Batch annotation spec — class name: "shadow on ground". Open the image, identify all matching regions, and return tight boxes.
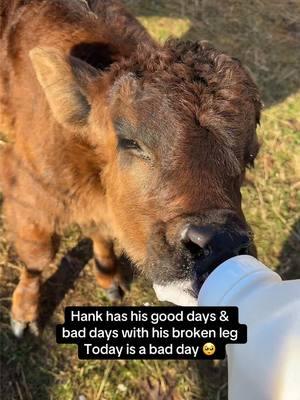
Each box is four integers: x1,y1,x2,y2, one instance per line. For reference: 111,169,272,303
39,238,94,330
277,218,300,280
39,238,134,330
125,0,300,106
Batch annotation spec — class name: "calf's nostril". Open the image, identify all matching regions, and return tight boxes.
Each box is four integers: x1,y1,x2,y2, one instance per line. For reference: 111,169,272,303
183,225,215,248
235,234,251,255
182,225,215,258
184,240,205,258
182,225,251,259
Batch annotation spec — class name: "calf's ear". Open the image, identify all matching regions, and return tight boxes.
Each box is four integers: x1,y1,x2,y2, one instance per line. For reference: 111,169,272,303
29,47,98,131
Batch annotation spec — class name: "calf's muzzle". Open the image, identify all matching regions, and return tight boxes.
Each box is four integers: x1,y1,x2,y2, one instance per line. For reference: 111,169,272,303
182,224,251,279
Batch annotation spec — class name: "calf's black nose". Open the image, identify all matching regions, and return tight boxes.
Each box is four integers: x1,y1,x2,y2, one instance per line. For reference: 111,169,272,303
183,224,250,275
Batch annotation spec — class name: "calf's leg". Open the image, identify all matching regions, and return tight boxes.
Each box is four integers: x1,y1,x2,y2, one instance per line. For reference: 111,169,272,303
10,222,58,337
91,233,124,301
0,147,59,336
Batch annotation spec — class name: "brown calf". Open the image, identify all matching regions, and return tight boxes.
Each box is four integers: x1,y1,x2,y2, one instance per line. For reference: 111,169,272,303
0,0,261,337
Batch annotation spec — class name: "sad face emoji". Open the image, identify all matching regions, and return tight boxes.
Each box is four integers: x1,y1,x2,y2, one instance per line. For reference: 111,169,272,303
202,342,216,356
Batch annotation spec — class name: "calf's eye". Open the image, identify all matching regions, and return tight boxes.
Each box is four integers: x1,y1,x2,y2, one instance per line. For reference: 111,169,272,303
118,137,141,151
117,137,151,162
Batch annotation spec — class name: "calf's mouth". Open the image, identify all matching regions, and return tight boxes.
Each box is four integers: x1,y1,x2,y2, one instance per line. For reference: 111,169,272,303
145,211,254,305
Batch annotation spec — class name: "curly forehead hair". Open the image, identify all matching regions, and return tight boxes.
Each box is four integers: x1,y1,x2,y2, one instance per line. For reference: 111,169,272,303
109,39,262,175
110,38,261,117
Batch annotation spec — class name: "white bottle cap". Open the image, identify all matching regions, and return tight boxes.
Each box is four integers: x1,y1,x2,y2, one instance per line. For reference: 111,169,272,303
198,255,281,306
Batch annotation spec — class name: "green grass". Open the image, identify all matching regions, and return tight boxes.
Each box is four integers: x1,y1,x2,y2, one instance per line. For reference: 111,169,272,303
1,1,300,399
243,93,300,273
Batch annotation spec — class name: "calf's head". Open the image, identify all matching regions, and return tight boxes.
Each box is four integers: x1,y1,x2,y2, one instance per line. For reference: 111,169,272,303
30,40,261,295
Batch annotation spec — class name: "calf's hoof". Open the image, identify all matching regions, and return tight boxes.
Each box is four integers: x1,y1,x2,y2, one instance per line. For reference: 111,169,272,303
11,317,40,338
103,283,124,302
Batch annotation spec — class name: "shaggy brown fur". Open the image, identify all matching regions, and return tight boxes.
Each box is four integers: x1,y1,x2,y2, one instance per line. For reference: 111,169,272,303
0,0,261,335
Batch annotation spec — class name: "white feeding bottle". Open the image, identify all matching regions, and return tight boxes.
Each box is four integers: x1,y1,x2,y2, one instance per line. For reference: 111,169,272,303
198,255,300,400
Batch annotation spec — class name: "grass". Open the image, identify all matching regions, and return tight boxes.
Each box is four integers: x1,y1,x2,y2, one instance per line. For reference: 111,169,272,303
1,0,300,399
